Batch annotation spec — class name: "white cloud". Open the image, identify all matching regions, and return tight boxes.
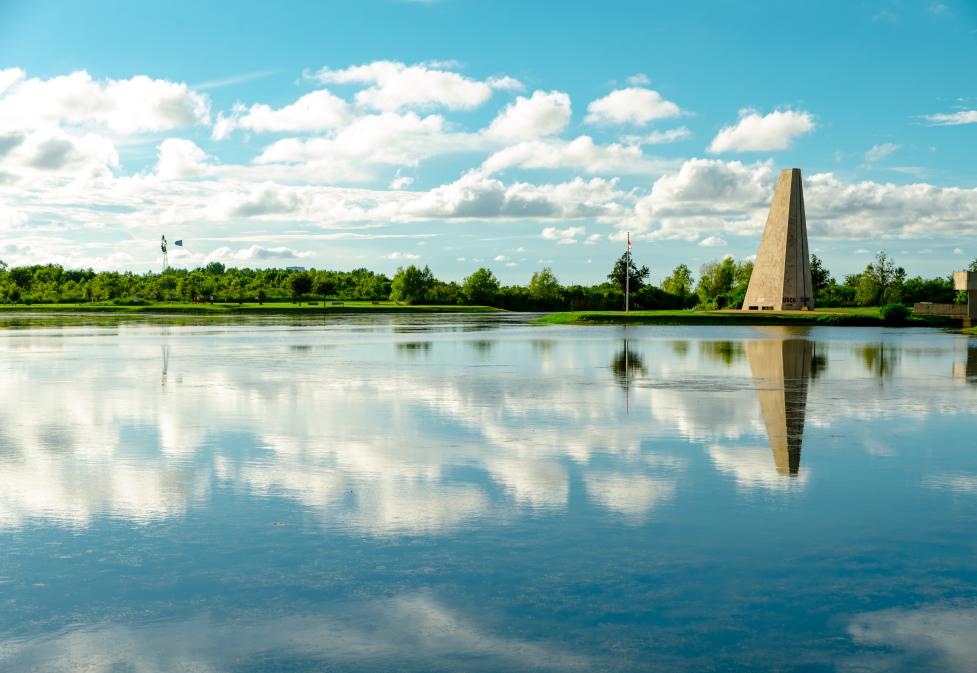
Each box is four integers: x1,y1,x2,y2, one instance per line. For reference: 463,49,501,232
584,234,601,245
484,90,571,141
313,60,520,112
481,135,666,175
638,127,692,145
387,251,420,260
541,225,586,244
707,108,815,153
400,173,626,220
925,110,977,126
954,247,964,255
624,157,977,241
865,143,900,162
0,127,119,181
626,73,650,86
204,245,313,264
585,87,682,126
212,89,352,139
0,70,210,134
156,138,210,180
215,182,302,217
389,174,414,190
493,254,508,261
699,236,727,247
255,111,467,176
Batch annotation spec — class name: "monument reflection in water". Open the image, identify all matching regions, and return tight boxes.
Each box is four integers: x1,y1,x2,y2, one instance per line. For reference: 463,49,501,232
615,326,816,480
745,334,813,477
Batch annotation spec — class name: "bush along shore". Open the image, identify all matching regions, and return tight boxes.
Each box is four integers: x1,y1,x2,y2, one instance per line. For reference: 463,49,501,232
534,306,960,328
0,301,502,315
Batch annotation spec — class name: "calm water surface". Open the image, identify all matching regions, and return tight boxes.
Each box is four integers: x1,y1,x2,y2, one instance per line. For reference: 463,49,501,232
1,314,976,672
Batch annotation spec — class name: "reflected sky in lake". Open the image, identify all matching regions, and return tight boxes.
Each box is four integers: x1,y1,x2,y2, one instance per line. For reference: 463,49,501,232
1,315,977,672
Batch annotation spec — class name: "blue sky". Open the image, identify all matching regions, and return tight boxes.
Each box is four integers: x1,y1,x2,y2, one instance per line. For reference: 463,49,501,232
0,0,975,283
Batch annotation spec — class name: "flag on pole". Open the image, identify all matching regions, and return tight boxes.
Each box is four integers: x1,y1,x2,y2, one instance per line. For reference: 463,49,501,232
627,232,631,252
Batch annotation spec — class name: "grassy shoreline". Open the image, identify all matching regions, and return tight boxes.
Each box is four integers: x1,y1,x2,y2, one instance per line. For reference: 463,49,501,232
535,308,960,328
0,301,503,315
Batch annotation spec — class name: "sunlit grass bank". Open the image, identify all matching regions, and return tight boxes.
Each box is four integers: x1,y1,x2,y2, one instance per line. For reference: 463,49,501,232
535,307,958,327
0,301,503,315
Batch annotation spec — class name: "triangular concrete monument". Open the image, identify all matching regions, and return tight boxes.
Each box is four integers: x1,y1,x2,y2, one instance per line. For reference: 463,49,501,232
742,168,813,311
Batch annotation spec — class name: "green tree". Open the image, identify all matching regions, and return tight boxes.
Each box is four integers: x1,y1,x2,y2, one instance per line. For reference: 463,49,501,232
661,264,694,302
462,268,500,306
608,252,650,293
855,250,906,306
288,271,313,304
312,274,336,302
528,267,561,308
968,258,977,273
204,261,226,275
810,254,832,293
696,258,736,308
390,265,435,304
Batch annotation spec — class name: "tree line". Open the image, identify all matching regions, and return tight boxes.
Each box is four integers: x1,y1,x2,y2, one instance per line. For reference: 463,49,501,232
0,251,973,310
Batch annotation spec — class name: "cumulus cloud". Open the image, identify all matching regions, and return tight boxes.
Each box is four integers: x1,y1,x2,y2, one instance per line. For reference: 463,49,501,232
865,143,900,162
637,127,692,145
624,157,977,241
0,69,210,134
156,138,210,180
204,245,313,264
0,127,119,180
484,90,571,141
925,110,977,126
400,173,626,220
313,60,520,112
707,108,815,153
219,183,301,217
212,89,352,139
481,136,665,175
541,225,586,244
387,251,420,260
699,236,727,247
255,111,466,172
585,87,683,126
389,174,414,190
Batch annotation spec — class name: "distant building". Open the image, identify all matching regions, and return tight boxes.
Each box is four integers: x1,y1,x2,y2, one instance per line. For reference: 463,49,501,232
742,168,814,311
286,266,306,272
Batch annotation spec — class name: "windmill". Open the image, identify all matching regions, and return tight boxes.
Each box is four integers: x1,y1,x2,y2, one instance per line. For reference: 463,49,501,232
161,236,184,272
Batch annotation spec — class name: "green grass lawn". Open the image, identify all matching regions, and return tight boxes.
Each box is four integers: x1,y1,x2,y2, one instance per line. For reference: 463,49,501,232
535,307,957,327
0,301,503,315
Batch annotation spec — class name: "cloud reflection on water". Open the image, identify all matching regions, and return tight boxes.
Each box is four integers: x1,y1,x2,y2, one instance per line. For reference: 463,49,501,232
0,321,974,533
0,591,590,673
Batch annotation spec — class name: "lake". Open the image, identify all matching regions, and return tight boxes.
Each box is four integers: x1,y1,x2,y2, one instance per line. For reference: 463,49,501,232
1,314,976,672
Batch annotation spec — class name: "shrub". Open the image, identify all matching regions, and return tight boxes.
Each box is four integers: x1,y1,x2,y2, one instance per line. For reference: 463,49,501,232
111,296,150,306
880,303,911,324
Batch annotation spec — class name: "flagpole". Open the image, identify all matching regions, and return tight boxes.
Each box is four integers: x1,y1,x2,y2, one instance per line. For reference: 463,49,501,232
625,232,630,313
